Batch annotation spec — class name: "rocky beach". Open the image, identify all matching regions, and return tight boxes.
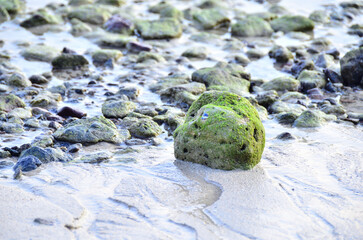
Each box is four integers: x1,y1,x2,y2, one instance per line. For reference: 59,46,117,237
0,0,362,239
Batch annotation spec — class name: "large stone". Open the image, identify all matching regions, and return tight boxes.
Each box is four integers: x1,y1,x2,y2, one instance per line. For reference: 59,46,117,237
13,156,42,172
271,15,314,32
51,54,89,70
135,18,182,39
0,94,25,112
340,48,363,87
53,116,121,144
192,8,230,30
192,62,250,95
293,110,336,128
20,146,72,163
21,45,59,62
174,91,265,170
297,70,326,91
232,16,273,37
260,76,299,92
102,100,136,118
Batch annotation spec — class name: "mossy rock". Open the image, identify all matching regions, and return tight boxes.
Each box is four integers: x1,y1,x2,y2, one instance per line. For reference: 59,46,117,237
149,2,172,13
0,6,10,23
182,46,208,59
70,18,92,36
102,100,136,118
137,51,165,63
0,0,20,15
0,122,24,133
309,10,330,23
96,0,125,6
0,94,25,112
53,116,121,144
192,8,230,30
269,101,306,115
260,76,299,92
95,33,133,49
7,72,32,87
293,110,336,128
129,118,162,139
30,91,61,109
149,73,190,92
231,16,273,37
135,18,182,39
174,91,265,170
68,5,112,25
160,6,183,21
20,146,72,163
268,45,293,63
51,54,89,70
340,48,363,87
297,70,326,91
21,45,59,62
192,62,250,95
92,49,122,66
271,15,314,32
69,0,93,6
20,9,61,28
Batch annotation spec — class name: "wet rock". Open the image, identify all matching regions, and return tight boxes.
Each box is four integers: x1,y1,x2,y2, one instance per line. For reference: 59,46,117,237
268,4,288,14
275,112,300,125
150,73,190,92
13,155,42,172
126,42,152,53
192,62,250,95
192,8,230,30
307,88,324,100
325,48,340,60
269,101,306,114
24,118,40,128
54,116,121,144
271,15,314,32
153,108,185,132
136,18,182,39
20,9,60,28
160,6,183,21
182,46,208,60
104,14,134,34
198,0,227,9
340,48,363,87
0,150,11,159
67,5,112,25
79,151,112,163
174,91,265,170
29,75,49,84
33,218,54,226
256,90,279,108
57,106,86,119
95,34,133,49
0,7,10,23
70,18,92,36
96,0,125,6
69,0,93,6
116,86,140,100
340,1,363,9
137,51,165,63
7,72,31,87
319,103,346,117
348,24,363,37
293,110,336,128
67,143,82,153
280,91,310,105
161,82,206,100
276,132,296,140
260,76,299,92
315,54,334,68
229,54,250,67
232,16,273,37
268,45,293,63
102,100,136,118
92,49,122,66
7,107,32,119
51,54,89,70
0,0,20,15
309,10,330,23
0,121,24,133
246,48,265,60
149,2,172,13
129,118,162,139
0,94,26,112
20,146,72,163
291,60,315,76
298,70,326,92
30,91,61,109
310,38,332,52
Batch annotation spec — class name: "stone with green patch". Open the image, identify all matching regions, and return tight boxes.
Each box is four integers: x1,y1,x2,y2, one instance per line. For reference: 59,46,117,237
21,45,59,62
20,9,61,28
135,18,182,39
0,94,25,112
174,91,265,170
92,49,122,66
102,100,136,118
232,16,273,37
297,70,326,91
192,8,230,30
68,5,112,25
0,0,20,15
271,15,314,32
7,72,31,88
51,54,89,70
340,48,363,87
129,118,162,139
260,76,299,92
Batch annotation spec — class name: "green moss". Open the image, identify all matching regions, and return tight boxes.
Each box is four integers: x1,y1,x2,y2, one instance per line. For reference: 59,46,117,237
135,18,182,39
232,16,273,37
68,5,112,25
271,15,314,32
0,94,26,112
20,9,61,28
129,118,162,138
192,8,230,30
174,91,265,170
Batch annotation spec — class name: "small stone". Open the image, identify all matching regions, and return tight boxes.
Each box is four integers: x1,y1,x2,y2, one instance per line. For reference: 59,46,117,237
92,49,122,66
129,118,162,139
104,14,133,34
13,155,42,172
21,45,59,62
315,54,335,68
192,8,230,30
57,106,86,119
182,46,208,60
271,15,314,32
7,72,32,88
79,152,112,163
29,75,49,84
126,42,152,53
276,132,296,140
102,100,136,118
68,5,112,25
340,48,363,87
67,143,82,153
268,45,293,63
232,16,273,37
34,218,54,226
260,76,299,92
51,54,89,70
136,18,182,39
20,9,60,28
297,70,326,92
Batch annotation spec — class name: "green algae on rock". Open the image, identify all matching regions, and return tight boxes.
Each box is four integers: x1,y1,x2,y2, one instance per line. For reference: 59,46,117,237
271,15,314,33
260,76,299,92
20,9,61,28
232,16,273,37
293,110,336,128
92,49,122,66
67,5,112,25
192,8,230,30
0,0,20,15
129,118,163,139
297,70,326,92
174,91,265,170
192,62,250,95
21,45,59,62
53,116,121,144
135,18,182,39
7,72,31,87
0,7,10,23
51,54,89,70
340,48,363,87
0,94,25,112
102,100,136,118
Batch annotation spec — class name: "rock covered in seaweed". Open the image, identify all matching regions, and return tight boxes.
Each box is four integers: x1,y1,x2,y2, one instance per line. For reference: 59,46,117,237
174,91,265,170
